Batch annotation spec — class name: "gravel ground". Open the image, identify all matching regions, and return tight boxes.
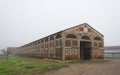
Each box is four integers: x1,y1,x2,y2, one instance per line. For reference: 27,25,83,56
44,59,120,75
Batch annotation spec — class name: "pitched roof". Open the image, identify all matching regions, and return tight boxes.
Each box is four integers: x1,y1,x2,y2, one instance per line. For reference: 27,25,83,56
63,23,103,36
21,23,103,47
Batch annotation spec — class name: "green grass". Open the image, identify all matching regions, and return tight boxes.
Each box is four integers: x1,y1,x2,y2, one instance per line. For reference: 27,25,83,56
0,56,66,75
0,56,112,75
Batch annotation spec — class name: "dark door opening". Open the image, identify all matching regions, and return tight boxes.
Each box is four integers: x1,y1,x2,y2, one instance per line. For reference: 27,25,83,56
80,41,91,60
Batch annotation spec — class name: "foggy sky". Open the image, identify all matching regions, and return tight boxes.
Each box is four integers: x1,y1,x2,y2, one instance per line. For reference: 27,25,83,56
0,0,120,49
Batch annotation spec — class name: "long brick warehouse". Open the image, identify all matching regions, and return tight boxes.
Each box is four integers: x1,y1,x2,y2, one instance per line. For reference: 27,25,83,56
15,23,104,60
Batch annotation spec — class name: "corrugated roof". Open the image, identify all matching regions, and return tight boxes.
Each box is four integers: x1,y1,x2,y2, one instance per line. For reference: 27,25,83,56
105,46,120,49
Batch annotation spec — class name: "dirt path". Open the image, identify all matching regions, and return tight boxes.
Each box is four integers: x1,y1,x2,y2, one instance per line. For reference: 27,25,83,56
44,59,120,75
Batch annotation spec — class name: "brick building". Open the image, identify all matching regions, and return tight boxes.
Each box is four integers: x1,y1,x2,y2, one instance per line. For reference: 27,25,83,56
15,23,104,60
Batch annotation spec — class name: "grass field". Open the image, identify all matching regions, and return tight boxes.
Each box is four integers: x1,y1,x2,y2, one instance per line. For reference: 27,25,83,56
0,56,111,75
0,56,66,75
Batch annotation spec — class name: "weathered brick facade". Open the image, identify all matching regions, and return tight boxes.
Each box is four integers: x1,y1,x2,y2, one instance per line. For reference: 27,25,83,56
14,23,104,60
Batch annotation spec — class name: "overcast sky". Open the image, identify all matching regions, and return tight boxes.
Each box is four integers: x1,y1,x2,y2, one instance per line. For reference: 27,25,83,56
0,0,120,49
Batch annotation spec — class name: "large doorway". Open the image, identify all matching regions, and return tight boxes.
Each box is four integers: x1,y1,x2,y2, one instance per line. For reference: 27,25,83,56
80,41,91,60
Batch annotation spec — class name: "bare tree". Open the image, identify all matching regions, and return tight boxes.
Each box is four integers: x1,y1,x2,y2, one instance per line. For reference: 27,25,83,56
0,53,2,57
0,49,11,58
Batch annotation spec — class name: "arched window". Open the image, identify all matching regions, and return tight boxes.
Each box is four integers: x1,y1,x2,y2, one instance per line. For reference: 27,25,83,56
56,34,62,39
59,39,62,46
50,36,54,40
65,40,71,46
56,40,59,46
41,39,44,43
52,42,54,47
43,44,44,48
35,41,37,44
45,38,48,42
38,40,40,44
33,42,34,45
46,43,48,48
50,42,52,47
66,34,77,38
81,36,90,40
72,40,78,46
94,37,101,41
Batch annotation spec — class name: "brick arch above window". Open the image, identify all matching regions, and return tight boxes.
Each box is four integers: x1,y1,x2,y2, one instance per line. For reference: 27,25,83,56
66,34,77,38
50,36,54,40
94,37,102,41
56,34,62,39
81,36,90,40
45,37,48,42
